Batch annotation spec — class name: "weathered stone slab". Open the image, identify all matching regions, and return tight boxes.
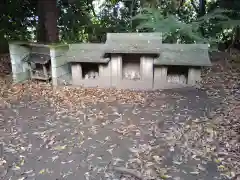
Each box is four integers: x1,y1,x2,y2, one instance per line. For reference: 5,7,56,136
9,43,31,83
50,45,71,86
187,67,201,85
51,55,68,68
111,56,122,87
31,46,50,55
140,56,153,82
155,44,212,67
52,64,70,78
71,63,82,84
52,73,72,86
9,43,29,55
99,64,111,77
50,45,69,57
153,66,167,89
12,71,30,83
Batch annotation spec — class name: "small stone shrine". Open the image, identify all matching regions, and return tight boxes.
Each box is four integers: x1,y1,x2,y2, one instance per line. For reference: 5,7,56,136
23,45,51,81
9,33,211,90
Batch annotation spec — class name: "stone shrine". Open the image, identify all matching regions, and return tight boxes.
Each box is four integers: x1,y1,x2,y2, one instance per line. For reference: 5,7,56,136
9,33,211,90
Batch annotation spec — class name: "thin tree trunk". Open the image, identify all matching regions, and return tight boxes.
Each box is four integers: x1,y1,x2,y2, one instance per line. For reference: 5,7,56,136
199,0,206,17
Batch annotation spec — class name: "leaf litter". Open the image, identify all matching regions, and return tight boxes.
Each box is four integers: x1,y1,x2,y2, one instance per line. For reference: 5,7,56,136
0,55,240,179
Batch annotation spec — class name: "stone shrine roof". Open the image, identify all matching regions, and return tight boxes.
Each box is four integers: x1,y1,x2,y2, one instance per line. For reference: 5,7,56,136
154,44,211,67
67,43,109,63
65,33,211,67
103,33,162,54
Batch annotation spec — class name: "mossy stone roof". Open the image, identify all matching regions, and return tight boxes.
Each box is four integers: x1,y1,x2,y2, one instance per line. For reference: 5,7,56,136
67,43,109,63
63,34,211,67
104,33,162,54
154,44,211,67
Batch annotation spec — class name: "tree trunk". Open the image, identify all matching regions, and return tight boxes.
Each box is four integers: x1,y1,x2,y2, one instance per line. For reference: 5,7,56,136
199,0,206,17
37,0,59,43
37,0,47,42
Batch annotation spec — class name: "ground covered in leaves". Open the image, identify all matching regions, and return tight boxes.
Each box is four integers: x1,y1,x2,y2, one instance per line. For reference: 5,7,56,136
0,56,240,180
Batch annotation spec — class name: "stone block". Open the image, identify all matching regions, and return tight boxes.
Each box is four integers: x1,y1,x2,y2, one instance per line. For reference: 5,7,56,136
10,53,29,65
71,63,83,84
31,46,50,55
187,68,201,85
51,55,68,68
99,63,111,77
9,44,30,55
13,71,30,83
153,66,167,89
11,63,23,74
140,56,154,81
53,73,71,86
52,64,70,78
111,56,122,87
50,45,69,58
154,66,167,80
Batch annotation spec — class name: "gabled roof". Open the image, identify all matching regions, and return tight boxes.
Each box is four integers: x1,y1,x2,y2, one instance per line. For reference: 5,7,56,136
103,33,162,54
67,43,109,63
154,44,211,67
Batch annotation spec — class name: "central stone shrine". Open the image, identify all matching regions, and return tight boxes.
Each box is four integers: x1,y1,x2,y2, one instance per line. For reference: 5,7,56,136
67,33,211,89
9,33,211,90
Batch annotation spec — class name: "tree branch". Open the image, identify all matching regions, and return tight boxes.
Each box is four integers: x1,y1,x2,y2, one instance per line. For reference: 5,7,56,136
190,0,199,13
177,0,186,13
90,2,97,18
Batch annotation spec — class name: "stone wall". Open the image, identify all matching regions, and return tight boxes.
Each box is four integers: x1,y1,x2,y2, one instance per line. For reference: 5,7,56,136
9,42,204,90
9,43,30,83
50,45,71,85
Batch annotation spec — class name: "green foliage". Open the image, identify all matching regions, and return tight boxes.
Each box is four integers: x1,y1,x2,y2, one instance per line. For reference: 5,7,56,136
0,0,36,41
133,5,240,50
133,7,206,43
0,0,240,51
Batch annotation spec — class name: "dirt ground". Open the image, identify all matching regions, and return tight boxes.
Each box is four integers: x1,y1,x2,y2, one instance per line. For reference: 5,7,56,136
0,59,239,180
0,87,227,180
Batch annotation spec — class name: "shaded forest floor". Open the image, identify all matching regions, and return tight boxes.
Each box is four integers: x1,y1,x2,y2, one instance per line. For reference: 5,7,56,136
0,53,240,180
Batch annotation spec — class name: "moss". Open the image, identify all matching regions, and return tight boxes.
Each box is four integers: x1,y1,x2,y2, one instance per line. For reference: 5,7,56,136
8,41,29,45
8,41,69,50
49,43,69,50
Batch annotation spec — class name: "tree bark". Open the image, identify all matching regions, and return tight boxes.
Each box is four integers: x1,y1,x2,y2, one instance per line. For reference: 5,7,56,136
37,0,59,43
199,0,206,17
37,0,47,42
